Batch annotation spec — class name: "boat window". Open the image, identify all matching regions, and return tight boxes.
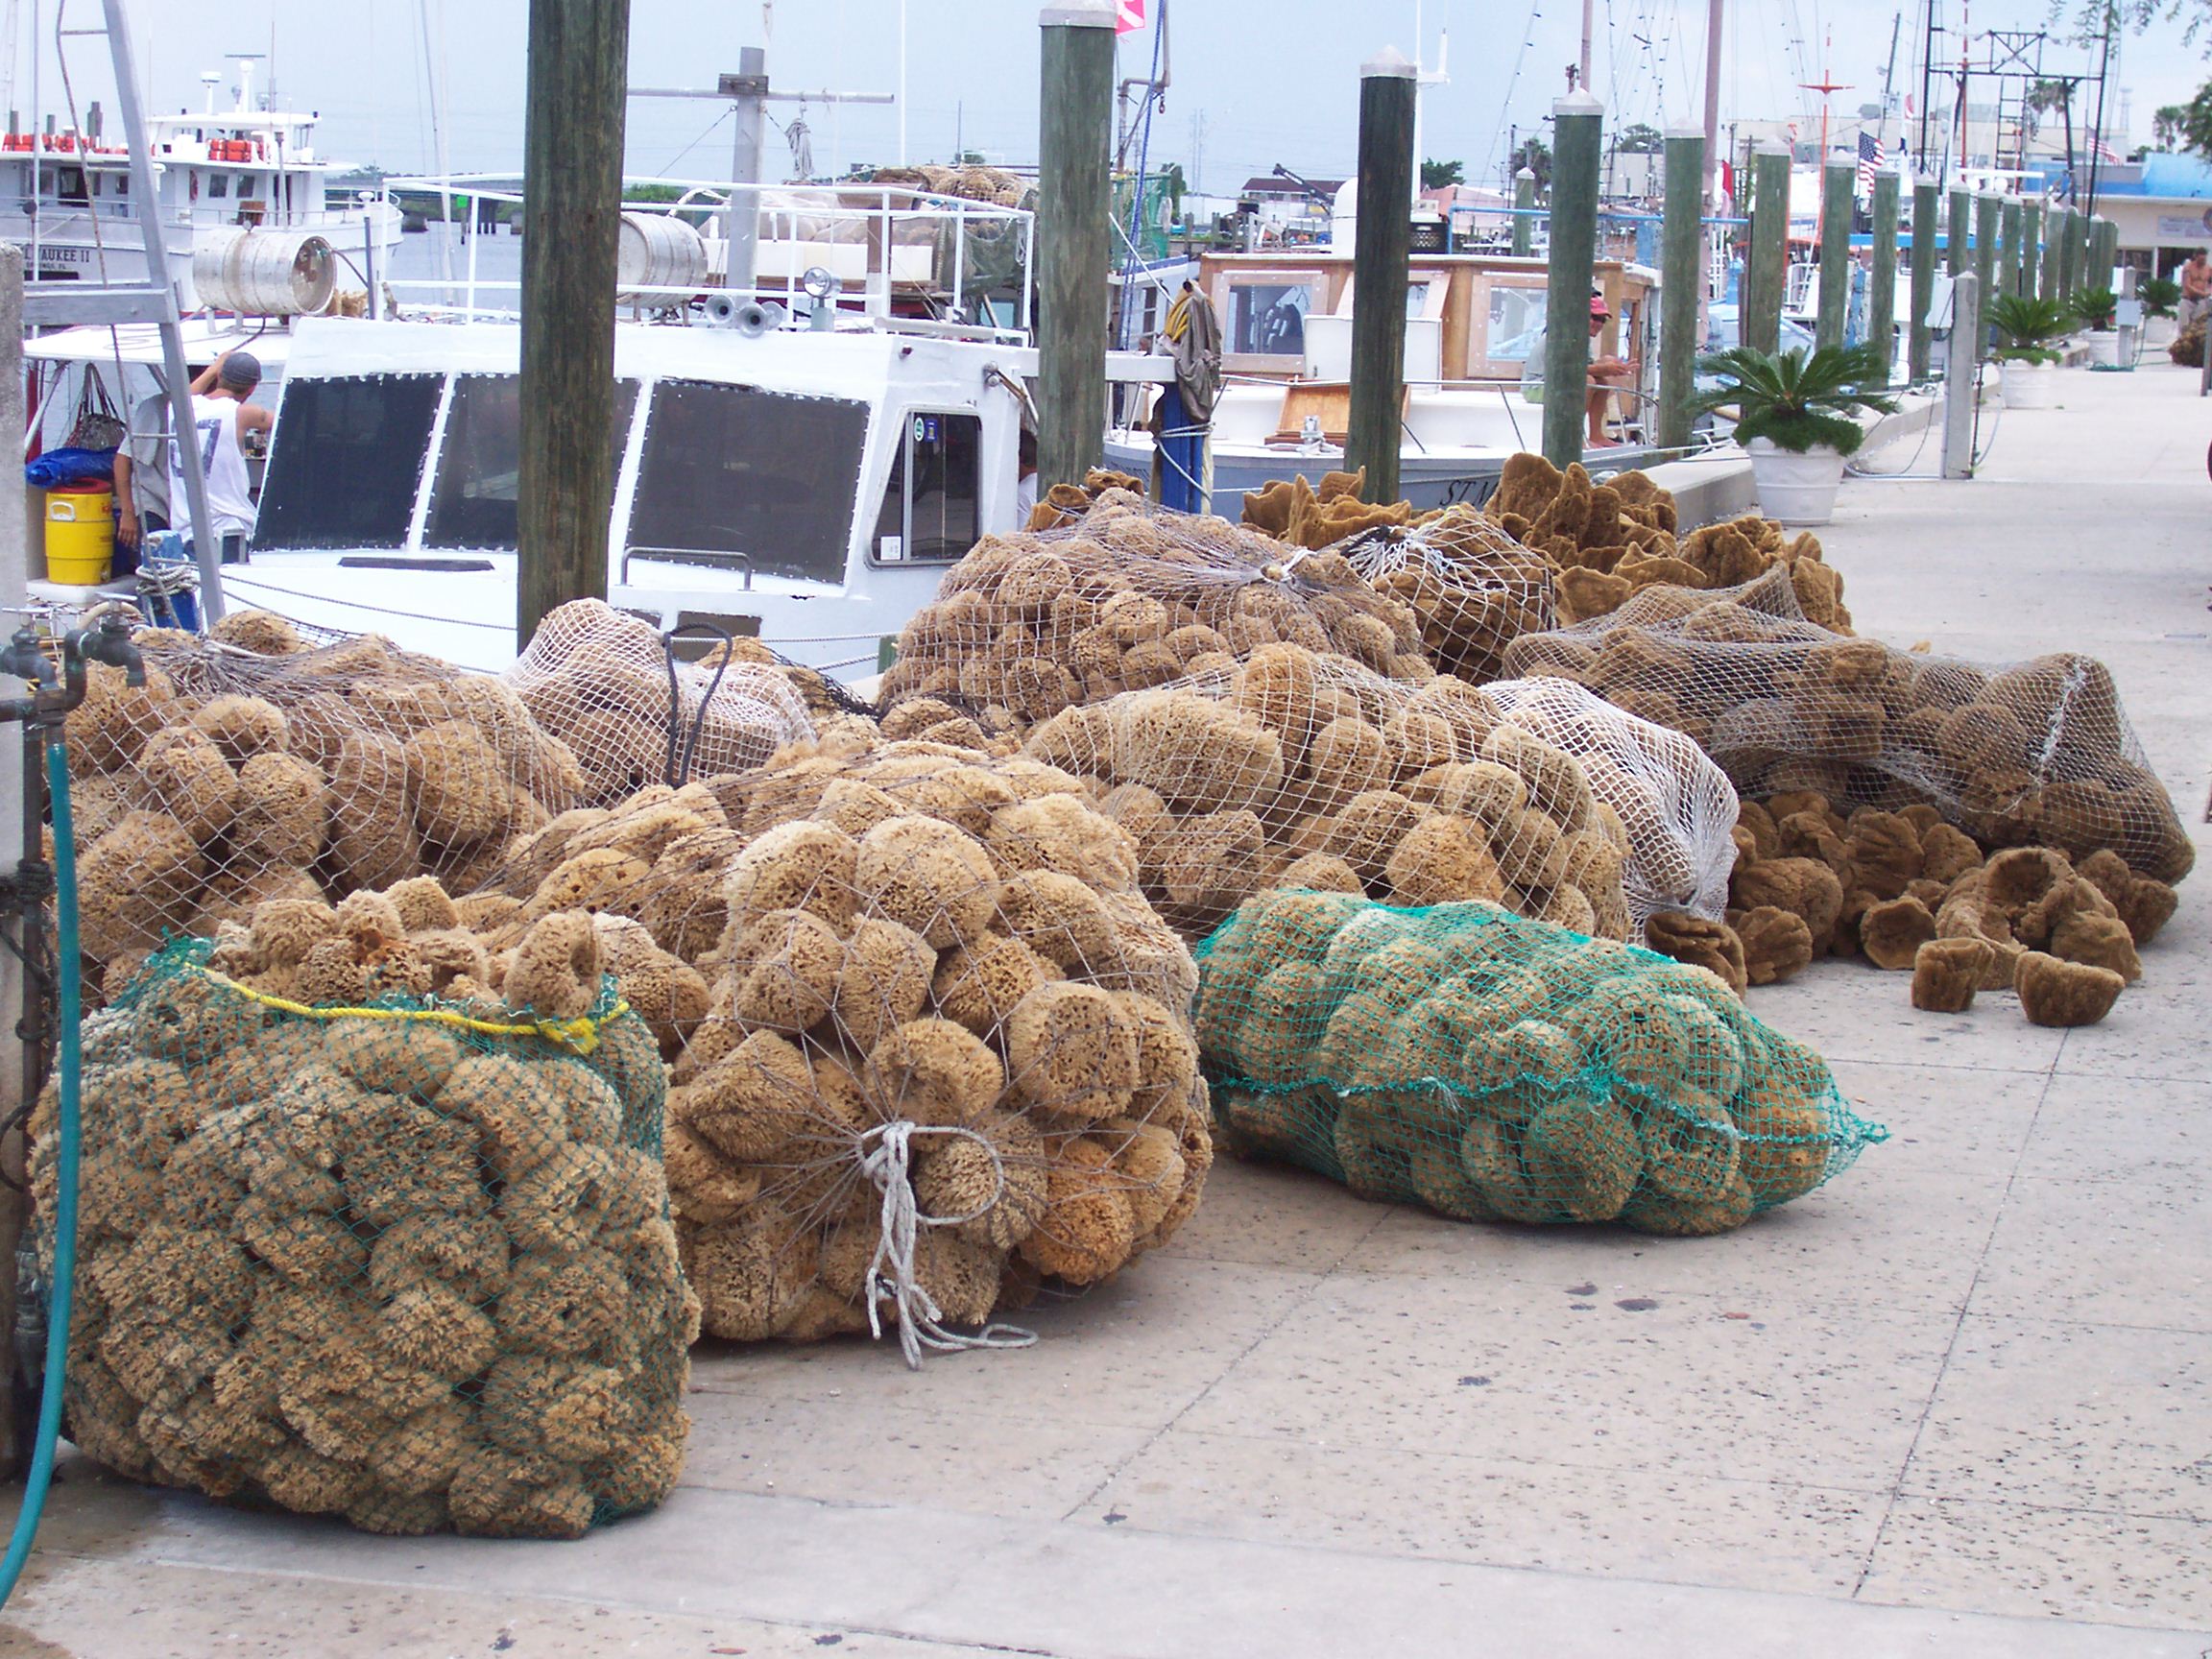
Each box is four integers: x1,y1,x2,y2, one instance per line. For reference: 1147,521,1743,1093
255,373,443,550
1487,284,1547,364
207,171,228,200
425,373,639,549
627,379,867,586
871,409,980,564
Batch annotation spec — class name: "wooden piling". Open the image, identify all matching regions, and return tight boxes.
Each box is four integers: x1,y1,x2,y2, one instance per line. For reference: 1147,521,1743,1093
1035,2,1116,492
517,0,632,643
1816,156,1854,350
1909,178,1938,382
1541,89,1604,468
1869,171,1899,373
1346,50,1416,502
1656,129,1703,451
1743,141,1789,356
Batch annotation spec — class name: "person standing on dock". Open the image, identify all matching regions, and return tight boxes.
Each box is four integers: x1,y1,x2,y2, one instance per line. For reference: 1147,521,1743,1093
2180,250,2212,335
166,349,271,566
1584,295,1637,448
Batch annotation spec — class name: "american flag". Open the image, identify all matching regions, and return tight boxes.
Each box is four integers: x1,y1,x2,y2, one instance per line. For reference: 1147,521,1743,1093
1857,131,1884,195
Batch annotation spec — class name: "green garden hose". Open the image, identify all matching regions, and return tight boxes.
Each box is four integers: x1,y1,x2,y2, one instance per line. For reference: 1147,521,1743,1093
0,739,84,1608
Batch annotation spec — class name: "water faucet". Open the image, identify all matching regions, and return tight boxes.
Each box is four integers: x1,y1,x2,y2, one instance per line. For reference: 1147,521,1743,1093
74,613,145,687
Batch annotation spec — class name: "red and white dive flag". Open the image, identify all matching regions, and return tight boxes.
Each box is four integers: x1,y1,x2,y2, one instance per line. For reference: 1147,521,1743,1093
1117,0,1146,33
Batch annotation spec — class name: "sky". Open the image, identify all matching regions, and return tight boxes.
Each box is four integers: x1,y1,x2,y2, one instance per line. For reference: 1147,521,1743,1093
12,0,2212,192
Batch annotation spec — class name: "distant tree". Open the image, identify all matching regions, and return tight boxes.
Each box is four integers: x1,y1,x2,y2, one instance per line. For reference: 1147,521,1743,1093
1617,123,1664,154
1421,157,1465,189
2154,103,2190,149
1512,135,1552,194
2182,80,2212,154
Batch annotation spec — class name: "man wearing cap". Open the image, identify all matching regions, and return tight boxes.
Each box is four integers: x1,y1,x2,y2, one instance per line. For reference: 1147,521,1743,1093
1584,295,1637,448
166,348,273,565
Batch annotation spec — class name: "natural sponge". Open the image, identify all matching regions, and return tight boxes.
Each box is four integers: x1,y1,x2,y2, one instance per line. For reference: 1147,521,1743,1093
1911,937,1992,1013
2015,950,2125,1027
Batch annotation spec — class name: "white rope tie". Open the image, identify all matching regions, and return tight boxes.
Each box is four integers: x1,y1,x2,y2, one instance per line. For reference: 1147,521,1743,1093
855,1119,1038,1371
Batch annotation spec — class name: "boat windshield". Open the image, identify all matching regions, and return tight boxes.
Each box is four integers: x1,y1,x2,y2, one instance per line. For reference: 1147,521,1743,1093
257,373,445,549
426,373,639,549
627,379,868,587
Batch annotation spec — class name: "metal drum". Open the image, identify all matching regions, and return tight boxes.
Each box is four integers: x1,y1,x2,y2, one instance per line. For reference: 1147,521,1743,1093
192,229,338,316
616,212,709,297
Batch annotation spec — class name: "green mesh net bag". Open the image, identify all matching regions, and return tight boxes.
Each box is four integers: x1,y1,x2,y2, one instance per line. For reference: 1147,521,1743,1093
1193,890,1885,1234
31,929,694,1539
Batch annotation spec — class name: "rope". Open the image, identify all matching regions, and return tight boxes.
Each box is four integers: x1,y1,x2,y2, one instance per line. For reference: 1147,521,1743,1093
183,963,631,1056
855,1118,1037,1370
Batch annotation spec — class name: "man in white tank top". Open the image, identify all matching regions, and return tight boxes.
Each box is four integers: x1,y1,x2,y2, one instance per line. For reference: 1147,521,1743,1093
167,349,273,565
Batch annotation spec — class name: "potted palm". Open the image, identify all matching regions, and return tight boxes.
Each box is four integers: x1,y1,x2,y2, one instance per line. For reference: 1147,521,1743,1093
2139,275,2180,349
2070,284,2121,366
1689,342,1897,526
1987,293,2068,409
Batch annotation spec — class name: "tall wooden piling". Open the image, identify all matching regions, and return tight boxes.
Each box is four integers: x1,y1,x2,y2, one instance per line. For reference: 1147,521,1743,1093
1974,193,2001,306
518,0,632,643
1743,141,1790,356
1869,171,1899,372
1816,154,1854,350
1346,50,1417,502
2040,205,2064,303
1947,186,1969,278
1657,128,1703,451
1909,178,1938,382
1998,197,2022,298
1035,2,1116,491
1541,89,1603,468
2020,200,2042,298
1511,166,1536,258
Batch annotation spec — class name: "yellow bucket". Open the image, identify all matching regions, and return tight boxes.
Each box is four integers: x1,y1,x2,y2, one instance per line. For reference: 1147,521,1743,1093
45,488,115,585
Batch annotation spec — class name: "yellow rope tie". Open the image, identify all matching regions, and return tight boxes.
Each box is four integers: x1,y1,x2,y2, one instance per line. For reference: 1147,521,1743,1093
185,965,630,1056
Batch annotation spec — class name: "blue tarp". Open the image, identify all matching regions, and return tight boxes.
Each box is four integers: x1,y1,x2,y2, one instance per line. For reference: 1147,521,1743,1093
24,446,116,489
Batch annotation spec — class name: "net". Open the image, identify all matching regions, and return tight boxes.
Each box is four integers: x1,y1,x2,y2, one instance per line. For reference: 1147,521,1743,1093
1019,644,1639,942
501,600,817,805
458,741,1214,1360
1339,505,1560,685
32,909,691,1539
1193,890,1886,1233
879,491,1433,733
1503,567,2195,885
1483,456,1852,633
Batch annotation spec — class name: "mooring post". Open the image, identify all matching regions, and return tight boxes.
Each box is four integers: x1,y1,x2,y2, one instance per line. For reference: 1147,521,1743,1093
1909,177,1938,382
1947,185,1969,278
518,0,632,642
1656,127,1704,451
2040,205,2064,303
1997,197,2022,299
1868,171,1899,376
2019,200,2041,298
1347,49,1416,502
1511,165,1535,258
1743,142,1789,355
1542,88,1604,468
2055,205,2079,301
1973,193,2001,310
1816,152,1854,350
1942,270,1982,479
1035,2,1115,491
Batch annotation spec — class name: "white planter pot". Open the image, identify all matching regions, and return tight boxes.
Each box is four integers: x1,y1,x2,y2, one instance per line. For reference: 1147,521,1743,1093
1745,438,1846,526
2146,315,2177,349
2084,329,2121,367
2002,360,2059,408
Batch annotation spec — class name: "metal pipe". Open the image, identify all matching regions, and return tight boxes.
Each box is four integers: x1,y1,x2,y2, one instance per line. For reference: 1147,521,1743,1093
728,45,766,298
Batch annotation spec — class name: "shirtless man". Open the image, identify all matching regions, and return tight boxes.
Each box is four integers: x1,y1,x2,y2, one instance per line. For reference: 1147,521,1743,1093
1585,295,1637,447
2179,250,2212,334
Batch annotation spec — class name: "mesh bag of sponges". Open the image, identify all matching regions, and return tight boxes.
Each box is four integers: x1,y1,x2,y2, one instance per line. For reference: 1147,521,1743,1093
502,599,816,805
1503,567,2195,884
1338,505,1560,685
1194,891,1886,1234
461,741,1214,1362
34,923,693,1539
879,490,1432,731
60,620,606,987
1022,643,1638,942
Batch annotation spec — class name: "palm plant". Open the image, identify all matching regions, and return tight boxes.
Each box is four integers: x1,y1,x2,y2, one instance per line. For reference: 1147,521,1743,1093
1987,292,2070,365
2069,284,2119,331
2139,275,2180,320
1687,342,1898,456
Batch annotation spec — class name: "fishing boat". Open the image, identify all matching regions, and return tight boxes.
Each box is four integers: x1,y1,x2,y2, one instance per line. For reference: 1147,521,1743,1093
4,55,399,307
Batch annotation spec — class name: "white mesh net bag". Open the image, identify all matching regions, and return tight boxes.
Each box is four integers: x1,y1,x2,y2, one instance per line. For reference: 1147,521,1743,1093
879,491,1433,731
500,600,816,805
1337,505,1560,685
1503,568,2194,884
1481,677,1741,927
1021,643,1637,943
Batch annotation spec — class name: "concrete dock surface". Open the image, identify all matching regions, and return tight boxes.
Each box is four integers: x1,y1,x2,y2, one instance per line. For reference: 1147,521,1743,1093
3,362,2208,1658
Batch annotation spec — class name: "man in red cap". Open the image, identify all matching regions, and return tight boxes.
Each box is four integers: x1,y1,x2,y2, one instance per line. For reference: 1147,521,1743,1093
1584,294,1637,447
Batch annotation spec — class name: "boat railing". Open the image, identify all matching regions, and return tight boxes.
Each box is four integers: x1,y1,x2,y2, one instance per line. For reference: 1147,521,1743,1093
382,173,1035,331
